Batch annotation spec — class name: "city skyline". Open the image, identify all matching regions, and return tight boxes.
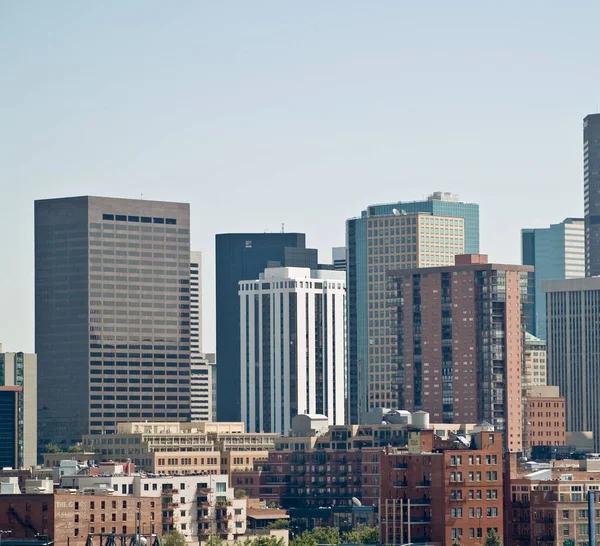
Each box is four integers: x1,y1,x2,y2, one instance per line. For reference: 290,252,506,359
1,2,596,354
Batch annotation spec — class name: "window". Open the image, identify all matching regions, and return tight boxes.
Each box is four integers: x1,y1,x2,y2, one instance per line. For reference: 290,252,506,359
216,482,226,493
563,510,570,520
563,524,570,537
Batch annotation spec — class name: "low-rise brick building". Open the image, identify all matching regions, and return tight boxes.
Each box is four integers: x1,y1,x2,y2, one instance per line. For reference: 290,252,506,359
0,492,157,545
505,455,600,546
380,428,503,546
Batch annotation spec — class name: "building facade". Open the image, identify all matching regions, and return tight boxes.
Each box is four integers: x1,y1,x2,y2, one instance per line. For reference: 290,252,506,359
0,386,21,469
81,421,276,475
0,492,158,546
523,333,547,391
521,217,584,339
332,247,346,271
545,277,600,451
380,429,504,546
57,471,247,543
216,233,319,422
239,267,346,434
190,355,214,422
523,386,566,455
35,196,191,446
388,255,532,452
584,114,600,276
0,347,37,467
505,456,600,546
346,192,479,423
190,251,202,357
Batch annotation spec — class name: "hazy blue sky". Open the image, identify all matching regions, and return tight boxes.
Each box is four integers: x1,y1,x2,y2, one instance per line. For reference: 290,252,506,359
1,1,597,352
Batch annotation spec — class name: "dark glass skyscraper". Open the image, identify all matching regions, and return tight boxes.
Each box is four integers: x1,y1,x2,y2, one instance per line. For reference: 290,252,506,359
35,196,191,447
215,233,318,422
584,114,600,276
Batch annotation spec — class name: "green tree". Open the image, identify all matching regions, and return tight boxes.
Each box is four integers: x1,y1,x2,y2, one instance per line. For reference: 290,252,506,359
44,443,62,454
342,526,379,545
162,530,187,546
306,527,340,545
291,533,317,546
68,444,85,453
268,519,290,530
234,488,247,499
244,537,286,546
484,528,502,546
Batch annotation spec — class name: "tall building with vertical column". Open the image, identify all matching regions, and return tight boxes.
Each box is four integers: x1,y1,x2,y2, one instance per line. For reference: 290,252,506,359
584,114,600,276
216,233,318,422
387,255,532,452
545,277,600,451
521,217,584,339
0,347,36,467
189,251,202,357
35,196,191,446
239,267,346,434
347,197,478,423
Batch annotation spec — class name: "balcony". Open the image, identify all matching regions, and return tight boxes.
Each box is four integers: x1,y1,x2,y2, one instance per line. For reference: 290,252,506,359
534,516,554,523
197,515,211,522
410,498,431,505
197,487,212,495
408,517,432,524
197,502,210,509
416,480,432,487
394,463,408,469
163,488,179,496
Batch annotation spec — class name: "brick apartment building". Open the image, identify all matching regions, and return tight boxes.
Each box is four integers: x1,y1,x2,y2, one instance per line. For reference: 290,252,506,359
387,254,532,452
231,414,476,509
523,386,566,456
380,429,504,546
0,492,157,545
505,455,600,546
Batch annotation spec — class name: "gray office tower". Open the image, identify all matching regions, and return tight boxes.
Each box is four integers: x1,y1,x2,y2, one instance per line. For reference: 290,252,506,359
584,114,600,276
215,233,318,422
35,196,191,447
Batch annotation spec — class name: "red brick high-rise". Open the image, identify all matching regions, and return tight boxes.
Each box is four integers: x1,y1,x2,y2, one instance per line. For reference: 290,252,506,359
387,255,533,452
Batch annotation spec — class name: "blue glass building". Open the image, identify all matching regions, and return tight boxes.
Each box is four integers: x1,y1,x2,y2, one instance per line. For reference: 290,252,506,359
521,218,584,339
346,193,479,424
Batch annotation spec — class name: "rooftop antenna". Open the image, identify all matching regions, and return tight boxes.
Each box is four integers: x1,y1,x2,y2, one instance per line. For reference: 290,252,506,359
281,223,285,233
140,193,143,200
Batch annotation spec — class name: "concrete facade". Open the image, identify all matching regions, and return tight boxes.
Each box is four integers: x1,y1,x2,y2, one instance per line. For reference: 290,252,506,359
35,196,191,446
545,277,600,451
239,267,346,433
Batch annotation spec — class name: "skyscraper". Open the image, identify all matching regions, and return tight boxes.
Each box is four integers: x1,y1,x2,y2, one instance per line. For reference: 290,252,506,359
346,192,478,423
388,254,532,452
190,251,203,357
0,346,37,467
239,267,346,434
521,218,584,339
35,196,191,446
584,114,600,276
332,247,347,271
545,277,600,451
215,233,318,422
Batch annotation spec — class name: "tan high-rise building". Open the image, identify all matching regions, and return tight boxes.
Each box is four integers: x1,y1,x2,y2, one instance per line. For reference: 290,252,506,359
523,332,546,390
387,255,533,452
0,346,37,467
363,212,466,411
